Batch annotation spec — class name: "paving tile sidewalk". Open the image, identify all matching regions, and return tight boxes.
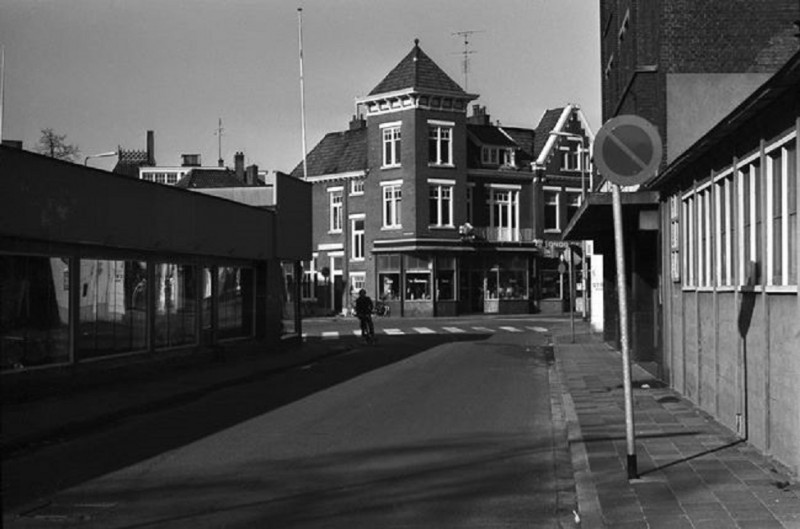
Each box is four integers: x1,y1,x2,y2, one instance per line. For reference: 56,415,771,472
553,330,800,529
1,339,346,458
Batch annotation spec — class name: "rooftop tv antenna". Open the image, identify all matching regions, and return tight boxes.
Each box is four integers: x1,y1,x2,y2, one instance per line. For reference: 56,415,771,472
452,30,483,91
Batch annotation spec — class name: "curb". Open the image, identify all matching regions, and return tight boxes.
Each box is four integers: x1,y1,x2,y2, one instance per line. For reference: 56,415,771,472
552,345,605,528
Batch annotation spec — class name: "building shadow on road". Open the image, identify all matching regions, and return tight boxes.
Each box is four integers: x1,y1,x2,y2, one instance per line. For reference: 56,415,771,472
3,333,500,512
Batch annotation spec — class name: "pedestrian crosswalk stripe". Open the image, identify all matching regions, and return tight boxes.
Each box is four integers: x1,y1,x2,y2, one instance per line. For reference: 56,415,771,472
526,326,548,333
499,326,522,333
383,328,405,335
471,326,493,333
443,326,466,333
322,331,339,340
413,327,436,334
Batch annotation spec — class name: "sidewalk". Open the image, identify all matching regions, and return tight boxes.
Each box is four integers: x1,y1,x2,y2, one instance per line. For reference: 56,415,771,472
553,330,800,529
1,337,347,458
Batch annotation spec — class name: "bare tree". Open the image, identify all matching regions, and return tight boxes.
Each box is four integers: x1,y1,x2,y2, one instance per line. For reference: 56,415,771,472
36,128,80,162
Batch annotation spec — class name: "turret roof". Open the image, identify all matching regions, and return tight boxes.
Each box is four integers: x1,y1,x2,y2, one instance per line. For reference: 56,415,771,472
368,39,467,96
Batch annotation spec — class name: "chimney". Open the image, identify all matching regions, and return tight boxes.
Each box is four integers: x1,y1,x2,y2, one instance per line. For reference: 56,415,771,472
467,105,490,125
349,114,366,131
181,153,201,167
235,151,245,182
146,130,155,165
246,164,259,186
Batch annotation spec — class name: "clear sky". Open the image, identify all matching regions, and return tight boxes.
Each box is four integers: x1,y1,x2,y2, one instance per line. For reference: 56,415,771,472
0,0,601,173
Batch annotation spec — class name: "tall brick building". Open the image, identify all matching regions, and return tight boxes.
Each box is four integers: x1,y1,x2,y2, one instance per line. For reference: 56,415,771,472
293,41,595,318
601,0,800,163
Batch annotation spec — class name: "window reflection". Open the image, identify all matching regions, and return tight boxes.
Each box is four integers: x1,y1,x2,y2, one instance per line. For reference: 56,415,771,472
78,259,148,360
1,255,71,370
154,263,198,348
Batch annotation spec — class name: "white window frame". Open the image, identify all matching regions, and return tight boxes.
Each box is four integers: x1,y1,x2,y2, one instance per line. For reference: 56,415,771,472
428,178,455,228
713,170,734,287
381,180,402,229
488,184,520,242
328,187,343,233
350,214,365,261
560,139,581,172
765,135,797,287
350,179,364,196
544,187,561,232
301,253,318,300
428,120,454,166
380,121,402,168
350,272,366,295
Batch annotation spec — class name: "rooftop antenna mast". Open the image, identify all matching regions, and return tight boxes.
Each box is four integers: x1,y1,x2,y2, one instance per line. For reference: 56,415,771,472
214,118,224,167
298,7,308,179
452,30,483,92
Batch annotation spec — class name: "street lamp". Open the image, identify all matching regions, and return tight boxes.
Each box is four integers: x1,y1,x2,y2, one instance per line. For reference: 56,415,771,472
549,130,591,322
84,150,118,166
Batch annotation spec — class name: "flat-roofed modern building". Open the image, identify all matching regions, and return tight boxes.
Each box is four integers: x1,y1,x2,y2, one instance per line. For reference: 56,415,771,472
0,145,311,376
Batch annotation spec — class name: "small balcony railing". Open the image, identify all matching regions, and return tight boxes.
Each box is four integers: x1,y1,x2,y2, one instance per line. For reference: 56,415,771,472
469,226,537,243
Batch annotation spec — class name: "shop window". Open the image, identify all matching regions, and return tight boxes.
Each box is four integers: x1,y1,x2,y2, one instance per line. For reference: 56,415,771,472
1,255,72,370
217,266,254,340
78,259,148,360
377,254,400,301
405,254,432,301
154,263,199,349
486,256,528,300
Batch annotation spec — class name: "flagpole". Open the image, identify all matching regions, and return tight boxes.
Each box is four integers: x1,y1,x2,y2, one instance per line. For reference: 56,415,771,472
297,8,308,179
1,45,5,142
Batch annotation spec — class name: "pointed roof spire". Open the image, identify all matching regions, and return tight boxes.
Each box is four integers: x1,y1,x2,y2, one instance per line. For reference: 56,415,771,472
368,39,467,96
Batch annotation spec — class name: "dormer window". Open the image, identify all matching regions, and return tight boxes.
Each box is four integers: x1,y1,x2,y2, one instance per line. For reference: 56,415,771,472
481,146,516,168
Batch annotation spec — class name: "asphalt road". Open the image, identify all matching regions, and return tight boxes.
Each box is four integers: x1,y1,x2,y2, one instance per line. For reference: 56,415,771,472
4,318,574,528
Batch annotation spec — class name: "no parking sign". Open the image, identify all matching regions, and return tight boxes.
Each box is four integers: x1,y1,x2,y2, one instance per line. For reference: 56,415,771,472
593,115,662,186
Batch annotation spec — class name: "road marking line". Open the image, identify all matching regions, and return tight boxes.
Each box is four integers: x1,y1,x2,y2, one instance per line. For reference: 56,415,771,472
471,326,493,333
383,328,405,335
353,329,362,336
442,326,466,333
413,327,436,334
526,326,549,333
301,333,308,340
321,331,339,340
499,326,522,333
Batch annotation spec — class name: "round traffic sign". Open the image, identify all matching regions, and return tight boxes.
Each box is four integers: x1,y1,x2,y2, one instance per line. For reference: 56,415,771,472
593,115,662,186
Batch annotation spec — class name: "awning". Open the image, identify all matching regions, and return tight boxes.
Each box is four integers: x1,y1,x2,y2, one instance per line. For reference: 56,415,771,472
561,191,660,241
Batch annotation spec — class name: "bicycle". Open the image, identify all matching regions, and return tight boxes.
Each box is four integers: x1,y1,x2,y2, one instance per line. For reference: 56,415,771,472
358,314,375,344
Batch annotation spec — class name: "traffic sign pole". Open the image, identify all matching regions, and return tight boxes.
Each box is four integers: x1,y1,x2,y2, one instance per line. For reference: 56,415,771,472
568,246,575,343
594,114,662,481
612,183,637,479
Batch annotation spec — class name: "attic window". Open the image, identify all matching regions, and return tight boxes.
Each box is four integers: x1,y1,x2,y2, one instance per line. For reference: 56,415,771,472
482,147,516,168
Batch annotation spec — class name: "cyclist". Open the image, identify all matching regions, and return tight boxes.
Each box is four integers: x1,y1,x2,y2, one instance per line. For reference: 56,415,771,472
354,289,375,343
